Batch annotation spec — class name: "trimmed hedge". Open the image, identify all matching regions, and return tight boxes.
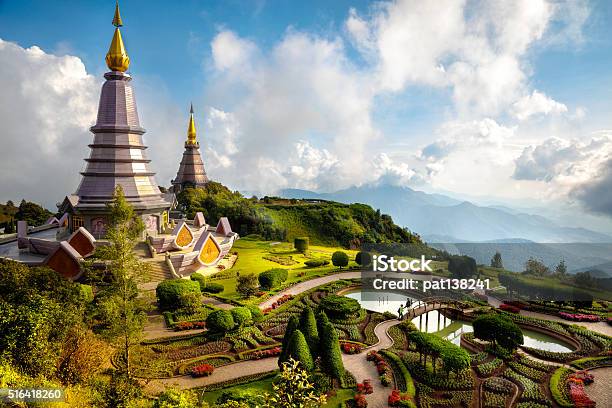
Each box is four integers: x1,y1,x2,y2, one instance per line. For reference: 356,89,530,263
304,259,330,268
206,310,235,333
550,367,574,408
231,307,252,327
318,294,361,319
294,237,309,252
156,279,201,310
379,350,415,397
258,268,289,290
332,251,349,269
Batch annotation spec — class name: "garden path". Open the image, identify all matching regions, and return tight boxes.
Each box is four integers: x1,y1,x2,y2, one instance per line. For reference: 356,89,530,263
585,366,612,405
341,319,401,407
143,358,279,394
258,271,362,310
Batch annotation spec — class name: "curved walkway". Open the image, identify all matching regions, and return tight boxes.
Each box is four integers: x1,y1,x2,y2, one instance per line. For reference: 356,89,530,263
342,319,401,407
585,367,612,405
259,271,361,309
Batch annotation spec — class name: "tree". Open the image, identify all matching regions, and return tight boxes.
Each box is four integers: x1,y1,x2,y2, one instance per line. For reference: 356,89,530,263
318,294,360,319
473,314,523,351
447,255,477,279
153,388,200,408
555,259,567,277
264,358,326,408
57,326,112,385
286,330,314,371
93,186,149,379
15,200,53,227
355,251,372,268
331,251,349,269
294,237,309,253
279,315,300,366
318,317,344,379
206,310,236,333
156,279,201,311
299,306,319,357
524,258,550,276
490,252,503,269
258,268,288,290
236,273,258,298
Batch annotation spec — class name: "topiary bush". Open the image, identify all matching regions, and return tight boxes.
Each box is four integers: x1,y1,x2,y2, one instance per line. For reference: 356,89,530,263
156,279,201,311
206,310,235,333
355,251,372,267
304,259,330,268
258,268,288,290
332,251,349,269
231,307,252,328
294,237,309,253
247,304,263,322
318,294,361,319
190,273,225,293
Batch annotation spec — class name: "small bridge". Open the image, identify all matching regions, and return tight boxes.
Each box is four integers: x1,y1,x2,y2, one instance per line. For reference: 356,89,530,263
402,296,476,320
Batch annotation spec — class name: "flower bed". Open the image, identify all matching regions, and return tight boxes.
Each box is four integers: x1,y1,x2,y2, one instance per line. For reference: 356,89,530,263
549,367,574,408
571,355,612,370
173,321,206,331
475,358,502,377
502,369,550,406
262,294,294,313
356,379,373,395
341,342,363,354
379,350,416,397
191,363,214,377
245,346,281,360
499,304,520,313
388,389,416,407
366,351,393,387
568,371,595,407
559,312,601,322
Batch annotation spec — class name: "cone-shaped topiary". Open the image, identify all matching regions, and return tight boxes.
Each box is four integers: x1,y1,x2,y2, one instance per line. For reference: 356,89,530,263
286,329,314,371
279,315,300,366
299,306,319,357
319,319,344,379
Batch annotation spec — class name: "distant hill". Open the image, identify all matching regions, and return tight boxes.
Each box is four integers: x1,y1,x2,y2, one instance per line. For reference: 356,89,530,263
281,185,612,243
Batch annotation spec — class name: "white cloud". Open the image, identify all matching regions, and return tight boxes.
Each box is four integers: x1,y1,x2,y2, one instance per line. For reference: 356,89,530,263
210,31,258,72
512,90,568,121
0,39,98,208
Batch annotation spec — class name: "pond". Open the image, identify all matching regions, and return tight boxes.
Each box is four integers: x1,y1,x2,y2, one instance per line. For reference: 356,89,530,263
345,290,575,353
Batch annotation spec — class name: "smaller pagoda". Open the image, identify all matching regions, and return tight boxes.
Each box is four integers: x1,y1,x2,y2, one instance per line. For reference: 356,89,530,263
171,104,209,192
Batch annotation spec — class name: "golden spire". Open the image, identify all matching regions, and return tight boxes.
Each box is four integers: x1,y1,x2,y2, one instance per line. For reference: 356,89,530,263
105,1,130,72
187,103,198,145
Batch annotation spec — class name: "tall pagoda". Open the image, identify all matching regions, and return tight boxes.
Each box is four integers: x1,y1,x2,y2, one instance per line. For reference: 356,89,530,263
60,2,171,237
171,105,209,192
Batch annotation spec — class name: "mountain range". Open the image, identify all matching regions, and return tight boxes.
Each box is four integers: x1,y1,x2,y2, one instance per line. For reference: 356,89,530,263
280,185,612,273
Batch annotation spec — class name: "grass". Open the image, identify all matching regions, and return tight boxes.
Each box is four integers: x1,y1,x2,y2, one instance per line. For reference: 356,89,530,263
199,374,353,407
209,238,358,303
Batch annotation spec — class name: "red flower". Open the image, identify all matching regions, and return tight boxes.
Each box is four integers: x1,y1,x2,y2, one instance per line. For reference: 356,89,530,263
191,363,214,377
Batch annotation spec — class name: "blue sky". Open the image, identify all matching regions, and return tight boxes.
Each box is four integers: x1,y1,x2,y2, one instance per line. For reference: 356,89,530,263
2,0,612,230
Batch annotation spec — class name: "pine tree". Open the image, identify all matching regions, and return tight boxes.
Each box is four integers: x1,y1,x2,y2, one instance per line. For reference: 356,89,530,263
299,306,319,357
279,315,300,367
286,330,314,371
490,252,503,269
319,319,344,379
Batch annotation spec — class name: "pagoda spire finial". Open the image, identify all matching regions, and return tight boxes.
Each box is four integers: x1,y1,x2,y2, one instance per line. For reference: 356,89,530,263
105,1,130,72
187,103,197,145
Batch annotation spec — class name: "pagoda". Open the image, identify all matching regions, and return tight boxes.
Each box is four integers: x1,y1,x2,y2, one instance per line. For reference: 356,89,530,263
60,2,171,237
171,104,209,192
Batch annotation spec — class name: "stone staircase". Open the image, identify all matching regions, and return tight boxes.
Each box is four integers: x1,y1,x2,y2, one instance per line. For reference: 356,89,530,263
145,260,174,282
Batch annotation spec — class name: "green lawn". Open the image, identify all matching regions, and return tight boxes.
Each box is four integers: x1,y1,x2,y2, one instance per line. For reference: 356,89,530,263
209,238,359,304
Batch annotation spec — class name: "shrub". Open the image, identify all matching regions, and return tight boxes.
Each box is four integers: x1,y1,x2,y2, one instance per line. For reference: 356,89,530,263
258,268,288,290
473,313,523,351
294,237,309,252
200,282,225,293
286,330,314,371
279,315,300,366
331,251,349,269
299,306,319,356
247,305,263,322
236,273,258,298
499,304,520,313
206,310,235,333
355,251,372,267
342,343,363,354
231,307,252,327
318,294,361,318
191,363,214,377
304,259,329,268
353,393,368,408
156,279,201,310
319,319,344,379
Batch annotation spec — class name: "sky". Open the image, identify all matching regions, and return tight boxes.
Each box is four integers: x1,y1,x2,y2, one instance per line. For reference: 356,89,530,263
1,0,612,230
